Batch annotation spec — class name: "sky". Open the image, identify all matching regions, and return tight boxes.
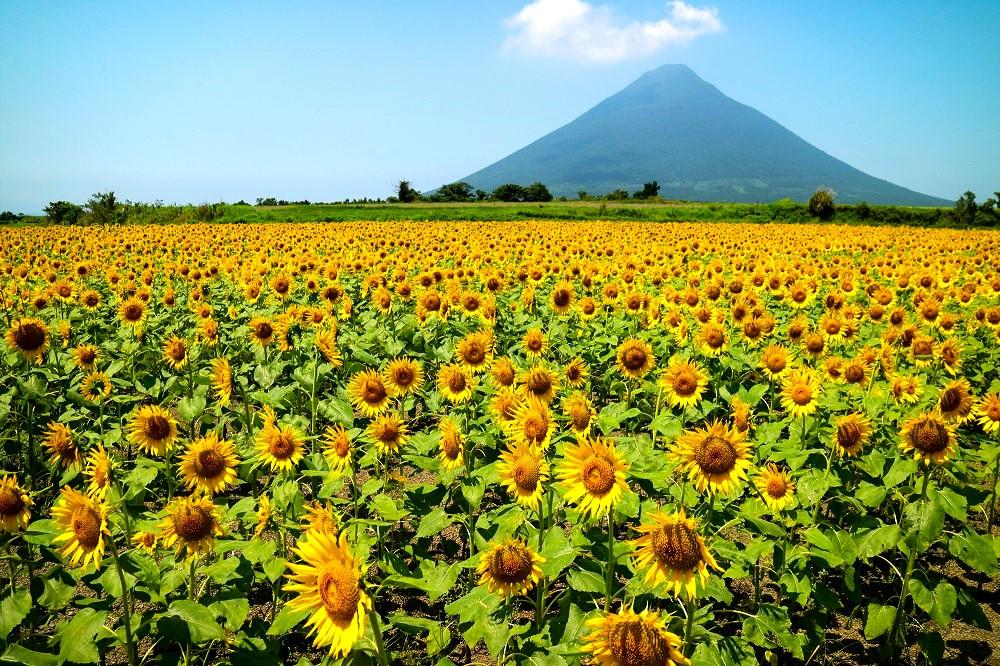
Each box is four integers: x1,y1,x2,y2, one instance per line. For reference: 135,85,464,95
1,0,998,213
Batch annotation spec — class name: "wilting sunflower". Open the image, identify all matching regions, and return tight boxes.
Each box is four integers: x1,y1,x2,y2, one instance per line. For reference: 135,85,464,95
558,437,630,519
323,425,353,473
518,365,560,404
497,443,549,510
436,363,476,404
179,433,240,495
347,369,391,417
80,371,112,402
132,531,158,554
631,509,720,598
563,391,596,436
780,368,822,419
367,414,409,456
437,417,464,471
754,464,796,511
72,343,99,371
248,316,276,347
0,476,31,532
974,393,1000,434
301,500,339,535
832,413,873,457
659,357,708,409
128,405,178,456
582,607,690,666
255,415,306,472
937,378,974,424
476,537,544,597
51,487,108,571
564,357,590,388
84,445,113,499
118,296,147,328
5,317,49,363
284,530,372,659
900,411,957,465
522,327,547,358
671,421,752,495
616,337,655,380
383,358,424,397
162,335,188,370
160,496,224,558
455,330,493,374
210,357,233,406
507,398,554,450
44,422,82,469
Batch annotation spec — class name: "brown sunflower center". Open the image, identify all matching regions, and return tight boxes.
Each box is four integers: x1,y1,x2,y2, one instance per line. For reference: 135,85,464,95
607,619,671,666
463,343,486,365
806,336,824,353
522,413,548,442
526,372,551,396
84,293,99,306
80,348,96,364
333,435,350,457
72,506,102,548
566,365,581,381
845,365,865,384
269,432,296,459
939,388,961,413
196,449,226,477
837,421,863,450
173,505,214,541
910,419,950,453
318,566,361,621
569,404,592,430
124,304,143,321
489,544,533,583
144,415,173,441
553,289,571,307
790,384,813,406
512,457,540,491
374,422,401,444
447,371,467,393
622,347,648,371
706,329,724,348
362,378,387,404
14,322,46,351
672,370,697,396
255,322,273,339
581,455,616,495
695,436,738,475
0,487,25,516
441,433,461,459
766,476,788,499
527,336,543,351
913,340,933,357
167,341,186,362
651,521,703,571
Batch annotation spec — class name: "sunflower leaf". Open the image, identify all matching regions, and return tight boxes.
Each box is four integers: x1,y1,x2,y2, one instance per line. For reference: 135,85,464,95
864,603,896,640
158,600,224,644
54,608,108,663
0,589,31,640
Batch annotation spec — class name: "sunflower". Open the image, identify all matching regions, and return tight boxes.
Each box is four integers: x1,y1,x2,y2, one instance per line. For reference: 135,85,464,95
51,487,108,571
179,433,240,495
367,414,409,456
889,374,923,405
249,316,276,347
160,496,224,558
490,357,517,387
832,413,873,457
0,476,31,532
841,358,869,387
84,445,113,499
383,358,424,397
489,386,522,426
974,393,1000,434
254,494,271,538
558,437,630,519
507,398,554,450
616,338,655,379
522,327,547,358
436,363,476,404
730,396,753,434
909,335,936,367
118,296,147,328
476,537,544,597
518,364,560,404
435,417,465,471
128,405,179,456
80,371,112,402
759,345,790,379
937,379,974,424
899,411,957,465
322,425,353,473
696,322,728,357
44,422,82,469
938,337,963,376
550,280,574,315
582,607,690,666
347,369,391,417
284,530,371,658
132,530,158,554
159,335,187,370
659,357,708,409
5,317,49,363
301,500,339,535
563,391,596,436
497,443,549,510
631,509,720,598
210,357,233,406
754,464,796,511
564,357,589,388
315,328,343,367
455,330,493,374
671,420,752,495
255,417,306,472
780,368,822,419
72,343,100,371
80,289,102,310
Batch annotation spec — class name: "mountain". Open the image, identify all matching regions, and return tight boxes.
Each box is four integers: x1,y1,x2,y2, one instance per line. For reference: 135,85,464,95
455,64,948,206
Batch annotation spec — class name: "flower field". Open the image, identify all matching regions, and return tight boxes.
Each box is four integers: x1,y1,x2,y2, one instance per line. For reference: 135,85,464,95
1,220,999,665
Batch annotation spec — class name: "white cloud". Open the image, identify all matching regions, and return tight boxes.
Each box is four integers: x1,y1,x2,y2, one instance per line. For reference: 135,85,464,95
502,0,723,62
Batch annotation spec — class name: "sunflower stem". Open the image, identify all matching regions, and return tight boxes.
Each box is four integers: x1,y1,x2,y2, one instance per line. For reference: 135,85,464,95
604,511,615,612
888,465,931,647
986,451,1000,534
682,596,697,658
810,450,834,526
189,556,198,601
367,607,391,666
110,541,138,666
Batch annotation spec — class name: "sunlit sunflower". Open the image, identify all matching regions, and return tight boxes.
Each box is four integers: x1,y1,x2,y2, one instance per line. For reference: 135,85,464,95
5,317,49,363
899,411,957,465
383,358,424,397
564,357,589,388
322,425,353,473
780,368,822,419
490,357,517,387
455,330,493,374
161,335,188,370
759,344,790,379
118,296,147,328
563,391,596,436
518,364,560,404
754,464,796,511
974,393,1000,434
476,537,544,597
616,338,655,379
437,417,464,471
583,607,690,666
937,378,974,424
0,476,31,532
84,445,113,500
730,396,753,434
522,327,547,358
436,363,476,404
179,433,240,495
301,500,339,535
841,358,869,387
284,530,372,659
558,437,630,519
659,357,708,409
909,335,936,367
631,509,720,598
80,289,102,311
550,280,575,315
51,487,108,571
44,422,82,469
72,343,99,371
255,416,306,472
347,369,391,417
315,327,343,367
367,414,409,456
80,371,112,402
489,386,522,426
128,405,179,456
507,397,554,450
254,494,271,538
132,530,158,554
248,316,276,347
889,374,923,405
210,357,233,406
160,495,224,558
832,413,873,457
696,322,728,357
938,337,963,376
497,443,549,510
671,420,752,496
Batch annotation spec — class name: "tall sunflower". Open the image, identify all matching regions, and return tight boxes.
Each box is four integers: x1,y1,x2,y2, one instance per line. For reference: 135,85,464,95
118,297,147,329
497,443,549,510
84,445,113,500
754,464,796,511
248,316,276,347
210,357,233,406
437,417,464,471
564,357,590,388
522,327,547,358
631,509,720,598
583,607,690,666
347,369,391,417
455,330,493,374
506,398,553,450
899,412,956,465
80,371,112,402
128,405,179,456
322,425,353,473
179,433,240,495
160,496,224,557
255,417,306,472
490,357,517,388
616,338,655,380
937,379,974,424
974,393,1000,434
659,357,708,409
558,437,630,519
367,414,409,456
780,368,822,419
518,365,560,404
6,317,49,363
72,343,99,371
671,420,752,496
51,487,108,571
476,537,544,597
44,422,82,469
0,476,31,532
563,391,595,436
383,358,424,397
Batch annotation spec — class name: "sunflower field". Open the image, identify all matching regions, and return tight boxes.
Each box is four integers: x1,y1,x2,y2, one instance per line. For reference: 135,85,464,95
1,220,999,666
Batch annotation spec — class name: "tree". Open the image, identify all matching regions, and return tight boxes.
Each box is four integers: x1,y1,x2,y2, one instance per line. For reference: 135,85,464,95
44,201,84,225
523,182,553,202
395,180,419,203
0,211,25,224
493,183,526,202
953,191,977,226
807,187,836,220
577,190,589,201
605,189,630,201
256,197,279,206
437,181,474,202
86,191,121,225
633,181,660,199
475,189,488,201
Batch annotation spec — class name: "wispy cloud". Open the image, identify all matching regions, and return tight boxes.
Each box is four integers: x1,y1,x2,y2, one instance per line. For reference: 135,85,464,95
502,0,723,62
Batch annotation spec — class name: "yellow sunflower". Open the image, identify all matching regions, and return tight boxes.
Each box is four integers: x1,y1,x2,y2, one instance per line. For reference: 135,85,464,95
322,425,353,473
889,374,923,405
118,297,147,329
671,420,752,495
72,343,99,371
558,437,630,519
437,417,464,471
490,386,522,426
455,330,494,374
780,368,822,419
900,412,957,465
6,317,49,363
84,445,113,500
564,357,590,388
80,371,112,402
490,357,517,388
497,443,549,510
160,495,224,558
631,509,721,598
347,369,391,417
367,414,409,456
937,378,974,424
563,391,596,436
254,494,271,538
44,422,82,469
0,476,32,532
616,337,655,379
832,413,873,457
132,530,158,554
51,487,108,571
161,335,188,370
178,433,240,495
476,537,544,597
248,316,276,347
754,464,796,511
128,405,179,456
383,357,423,397
210,357,233,406
659,357,708,409
522,327,547,358
436,363,476,404
696,322,728,357
507,397,554,450
255,417,306,472
759,345,790,379
974,393,1000,434
583,607,690,666
518,364,560,404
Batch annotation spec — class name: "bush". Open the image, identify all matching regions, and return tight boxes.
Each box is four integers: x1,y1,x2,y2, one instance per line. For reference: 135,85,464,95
808,187,836,220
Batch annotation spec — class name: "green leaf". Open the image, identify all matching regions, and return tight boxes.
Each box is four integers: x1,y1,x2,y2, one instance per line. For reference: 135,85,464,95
539,528,577,578
55,608,108,664
928,486,967,521
267,605,309,636
907,579,957,628
691,637,759,666
0,590,31,640
389,614,452,656
263,557,287,583
177,394,207,422
38,572,76,611
596,402,641,434
883,457,917,487
416,508,455,539
864,603,896,640
209,597,250,630
371,494,408,522
0,644,60,666
158,600,224,644
385,559,463,602
566,566,605,594
444,587,504,655
460,476,486,512
903,494,944,551
741,603,805,659
97,565,136,599
122,464,158,501
948,531,998,575
201,557,240,584
855,524,902,561
855,482,887,508
242,538,278,565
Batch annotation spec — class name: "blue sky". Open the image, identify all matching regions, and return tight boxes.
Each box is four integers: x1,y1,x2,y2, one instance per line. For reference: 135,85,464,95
1,1,997,213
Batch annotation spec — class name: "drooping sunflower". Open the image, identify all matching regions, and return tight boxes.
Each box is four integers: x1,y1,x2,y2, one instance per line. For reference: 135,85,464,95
497,443,549,510
780,368,822,419
518,364,561,404
832,413,873,457
436,417,465,471
455,330,493,374
671,420,752,496
118,296,147,328
754,464,796,511
347,369,391,417
301,500,339,536
84,445,113,499
367,414,409,456
507,397,554,450
582,607,690,666
0,476,32,532
160,496,224,558
974,393,1000,434
210,357,233,406
255,416,306,472
51,487,108,571
383,358,424,397
476,537,544,597
659,357,708,409
631,509,721,598
5,317,49,363
284,530,372,659
80,371,112,402
322,425,353,473
937,378,974,424
248,316,276,347
44,422,82,469
616,337,655,380
72,343,100,371
564,357,590,388
179,433,240,495
436,363,476,404
128,405,179,456
522,327,547,358
563,391,596,436
558,437,630,519
899,411,957,465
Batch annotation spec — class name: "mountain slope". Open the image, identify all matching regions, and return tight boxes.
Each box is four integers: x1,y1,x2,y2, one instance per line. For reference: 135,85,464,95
457,65,948,205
